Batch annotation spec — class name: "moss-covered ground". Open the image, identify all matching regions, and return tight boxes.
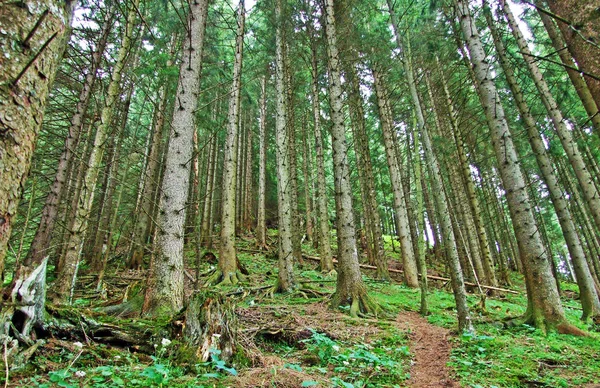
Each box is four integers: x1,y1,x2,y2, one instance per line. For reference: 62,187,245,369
7,233,600,387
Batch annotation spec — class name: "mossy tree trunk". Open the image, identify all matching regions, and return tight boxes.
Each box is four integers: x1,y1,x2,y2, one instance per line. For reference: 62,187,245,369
0,0,74,279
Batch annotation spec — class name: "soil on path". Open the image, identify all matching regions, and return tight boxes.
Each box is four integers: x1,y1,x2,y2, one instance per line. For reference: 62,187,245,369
397,311,456,387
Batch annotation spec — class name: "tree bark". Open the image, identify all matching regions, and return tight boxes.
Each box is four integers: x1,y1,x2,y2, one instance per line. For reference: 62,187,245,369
51,0,139,304
25,6,113,267
456,0,574,333
0,0,75,278
214,0,245,286
501,0,600,240
142,0,209,316
544,0,600,109
256,76,268,249
486,2,600,320
273,0,296,292
309,28,333,273
371,66,419,288
324,0,377,317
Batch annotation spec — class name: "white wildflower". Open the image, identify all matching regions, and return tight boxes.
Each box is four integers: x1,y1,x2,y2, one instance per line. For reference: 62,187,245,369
212,333,221,338
343,361,349,366
161,338,172,347
332,345,340,352
114,355,121,360
75,371,86,378
73,341,84,349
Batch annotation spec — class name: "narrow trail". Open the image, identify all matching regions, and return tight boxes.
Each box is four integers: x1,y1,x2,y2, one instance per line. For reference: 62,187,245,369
396,311,456,387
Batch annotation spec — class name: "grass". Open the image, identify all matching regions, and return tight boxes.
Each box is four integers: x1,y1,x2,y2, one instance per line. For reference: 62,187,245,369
8,236,600,387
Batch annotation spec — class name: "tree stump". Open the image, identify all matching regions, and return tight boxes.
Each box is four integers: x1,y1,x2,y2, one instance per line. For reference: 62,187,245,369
183,292,238,363
0,259,48,368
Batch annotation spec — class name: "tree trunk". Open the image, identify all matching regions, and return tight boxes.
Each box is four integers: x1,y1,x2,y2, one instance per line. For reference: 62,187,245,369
142,0,209,316
201,134,218,248
535,4,600,135
130,82,170,268
347,61,388,280
544,0,600,109
456,0,574,333
501,0,600,240
419,82,474,333
25,6,113,267
324,0,377,317
309,31,334,273
51,0,139,304
273,0,296,292
371,67,419,288
214,0,245,286
244,113,253,231
0,0,75,278
256,75,268,249
302,118,314,244
486,2,600,320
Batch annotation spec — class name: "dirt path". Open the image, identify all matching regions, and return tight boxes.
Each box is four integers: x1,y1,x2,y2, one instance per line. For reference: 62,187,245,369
396,311,456,387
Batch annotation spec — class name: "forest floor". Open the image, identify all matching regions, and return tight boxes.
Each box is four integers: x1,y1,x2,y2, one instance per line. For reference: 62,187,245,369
6,234,600,387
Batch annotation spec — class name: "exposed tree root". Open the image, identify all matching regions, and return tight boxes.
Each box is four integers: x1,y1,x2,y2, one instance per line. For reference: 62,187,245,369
204,269,247,287
331,290,380,319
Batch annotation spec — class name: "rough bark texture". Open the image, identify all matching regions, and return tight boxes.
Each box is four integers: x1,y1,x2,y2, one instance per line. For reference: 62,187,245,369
309,28,333,273
534,3,600,134
486,3,600,320
501,0,600,239
324,0,376,316
545,0,600,109
143,0,209,316
0,0,74,278
371,67,419,288
456,0,570,332
256,76,268,249
216,0,245,286
435,67,497,287
347,61,387,280
274,0,295,292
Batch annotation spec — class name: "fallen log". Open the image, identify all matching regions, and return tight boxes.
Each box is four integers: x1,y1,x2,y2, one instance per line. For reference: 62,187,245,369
302,254,519,295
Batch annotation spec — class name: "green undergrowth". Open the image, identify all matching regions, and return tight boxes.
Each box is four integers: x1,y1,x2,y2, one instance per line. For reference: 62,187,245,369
8,237,600,387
